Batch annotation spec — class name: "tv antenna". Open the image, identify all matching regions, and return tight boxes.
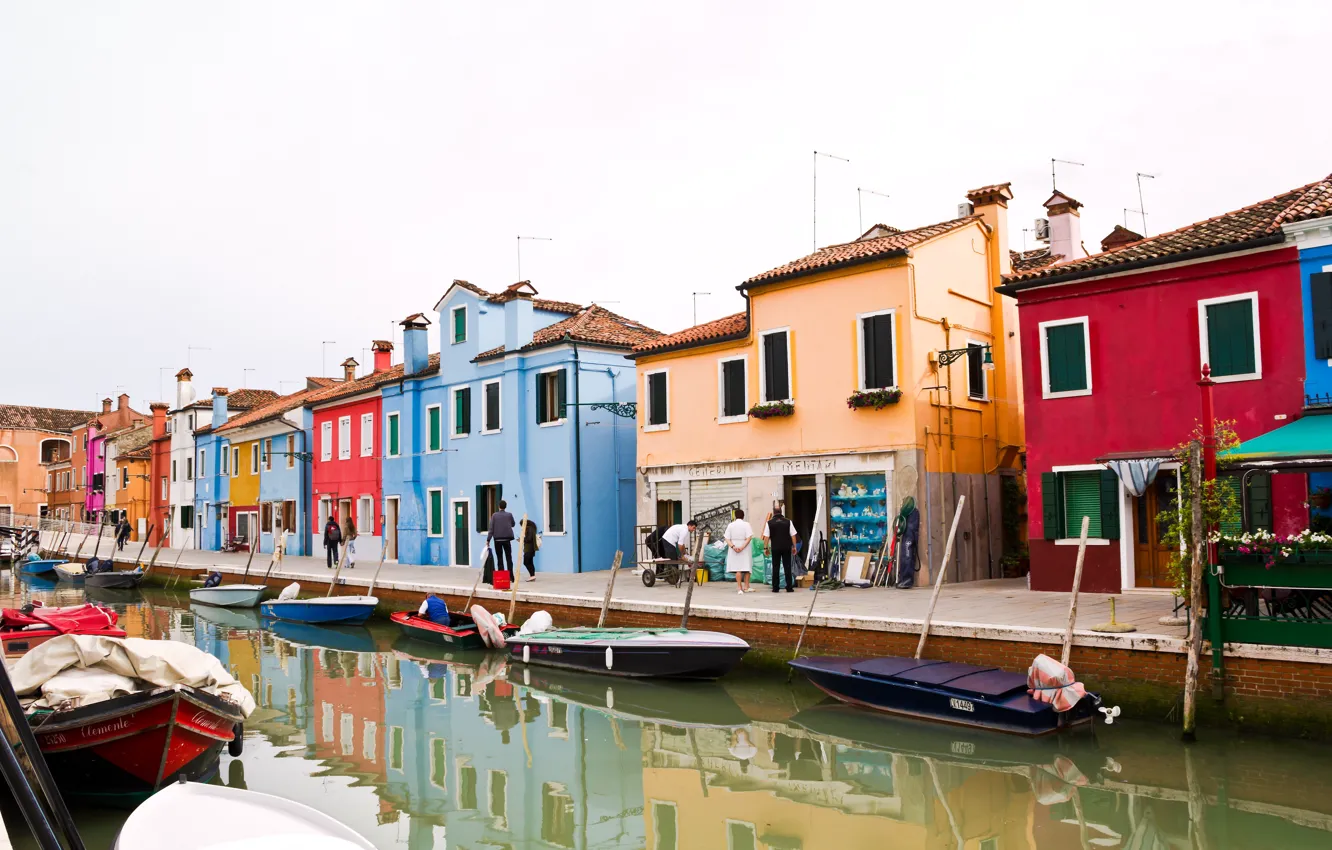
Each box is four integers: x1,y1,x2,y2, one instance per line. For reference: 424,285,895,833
517,235,553,280
856,188,891,235
691,292,710,326
1050,158,1085,192
813,150,851,249
1136,172,1157,235
321,341,337,378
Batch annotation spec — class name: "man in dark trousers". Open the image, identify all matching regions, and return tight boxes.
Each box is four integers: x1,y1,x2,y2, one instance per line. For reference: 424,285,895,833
115,518,132,551
323,515,342,569
521,518,540,582
763,506,799,592
486,499,516,580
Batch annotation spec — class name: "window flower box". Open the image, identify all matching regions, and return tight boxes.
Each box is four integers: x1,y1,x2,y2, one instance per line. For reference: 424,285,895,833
1216,529,1332,583
847,389,902,410
748,401,794,420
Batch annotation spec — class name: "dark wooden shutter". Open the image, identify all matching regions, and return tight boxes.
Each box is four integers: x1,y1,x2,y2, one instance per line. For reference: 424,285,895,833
764,332,790,400
648,373,668,426
863,315,894,389
1041,472,1061,540
486,382,500,431
723,360,745,416
1099,469,1120,539
536,373,548,424
548,480,565,532
476,485,486,532
1206,299,1256,377
556,369,568,419
1313,273,1332,360
967,344,984,399
1247,472,1273,532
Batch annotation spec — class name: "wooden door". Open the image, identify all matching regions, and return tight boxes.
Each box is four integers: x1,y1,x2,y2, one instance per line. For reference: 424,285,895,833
1133,472,1177,588
385,498,398,560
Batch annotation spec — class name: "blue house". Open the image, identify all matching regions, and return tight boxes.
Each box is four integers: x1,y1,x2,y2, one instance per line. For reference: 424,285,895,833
1291,213,1332,527
382,281,659,572
193,391,232,553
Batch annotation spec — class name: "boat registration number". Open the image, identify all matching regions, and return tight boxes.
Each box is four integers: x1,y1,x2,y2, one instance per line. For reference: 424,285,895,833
949,698,975,713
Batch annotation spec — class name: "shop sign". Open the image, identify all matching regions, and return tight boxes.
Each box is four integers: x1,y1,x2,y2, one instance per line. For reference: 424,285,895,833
683,463,743,479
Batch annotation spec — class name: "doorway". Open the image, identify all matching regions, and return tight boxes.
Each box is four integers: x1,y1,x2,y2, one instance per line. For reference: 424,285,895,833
385,497,399,560
337,498,352,530
787,476,817,566
236,511,259,547
1133,471,1178,589
452,499,470,566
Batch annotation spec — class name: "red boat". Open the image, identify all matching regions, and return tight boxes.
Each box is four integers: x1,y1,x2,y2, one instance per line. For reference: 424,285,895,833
29,685,246,805
1,603,126,657
392,610,518,651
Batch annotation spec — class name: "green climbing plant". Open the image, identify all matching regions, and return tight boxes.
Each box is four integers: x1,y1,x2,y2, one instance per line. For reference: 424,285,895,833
1157,419,1242,596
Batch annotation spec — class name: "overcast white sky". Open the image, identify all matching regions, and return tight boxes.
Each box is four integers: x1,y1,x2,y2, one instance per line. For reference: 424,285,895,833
4,2,1330,410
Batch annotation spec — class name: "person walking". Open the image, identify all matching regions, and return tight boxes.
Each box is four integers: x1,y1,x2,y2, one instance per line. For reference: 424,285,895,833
342,513,358,569
323,516,342,569
521,517,540,582
115,518,131,551
659,520,696,560
724,508,755,594
486,499,517,579
763,506,799,592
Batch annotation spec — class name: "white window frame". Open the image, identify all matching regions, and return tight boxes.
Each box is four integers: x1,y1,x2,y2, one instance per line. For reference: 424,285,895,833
221,445,229,475
161,477,168,500
1198,291,1262,383
757,327,794,404
357,495,374,535
644,368,670,432
855,308,900,392
250,444,259,475
966,339,989,402
1039,316,1093,400
537,368,567,427
725,820,758,850
198,449,206,477
263,438,272,471
360,412,374,457
426,488,445,538
450,386,470,440
425,404,443,453
543,478,566,535
320,421,333,461
386,411,401,458
451,305,467,344
185,456,193,481
230,447,240,478
481,379,502,434
338,416,352,460
717,355,749,425
1050,463,1114,546
120,467,129,490
450,497,472,566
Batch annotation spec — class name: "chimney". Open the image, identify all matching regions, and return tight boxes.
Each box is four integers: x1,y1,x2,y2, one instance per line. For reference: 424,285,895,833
1043,191,1085,263
150,403,169,439
503,284,536,356
117,393,130,411
965,183,1014,277
1100,224,1144,254
401,314,432,375
101,398,112,415
211,387,229,425
132,417,144,428
372,340,393,374
341,357,359,382
175,368,195,409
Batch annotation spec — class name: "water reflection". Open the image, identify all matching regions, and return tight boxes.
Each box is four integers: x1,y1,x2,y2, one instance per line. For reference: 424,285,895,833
6,580,1332,849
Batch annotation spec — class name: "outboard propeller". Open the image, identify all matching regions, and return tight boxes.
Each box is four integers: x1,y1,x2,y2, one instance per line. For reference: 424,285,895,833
1099,705,1122,725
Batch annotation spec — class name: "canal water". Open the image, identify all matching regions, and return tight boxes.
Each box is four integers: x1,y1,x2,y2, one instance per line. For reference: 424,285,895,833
5,577,1332,850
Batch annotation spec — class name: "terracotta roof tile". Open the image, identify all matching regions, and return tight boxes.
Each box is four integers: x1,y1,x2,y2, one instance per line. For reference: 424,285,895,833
108,423,154,456
1005,174,1332,287
475,307,661,361
448,280,583,316
0,405,98,432
1009,247,1062,273
301,354,441,408
743,215,982,287
632,312,749,356
214,386,328,434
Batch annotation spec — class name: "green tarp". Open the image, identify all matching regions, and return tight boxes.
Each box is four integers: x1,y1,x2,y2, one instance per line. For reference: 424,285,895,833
704,538,769,584
1223,413,1332,463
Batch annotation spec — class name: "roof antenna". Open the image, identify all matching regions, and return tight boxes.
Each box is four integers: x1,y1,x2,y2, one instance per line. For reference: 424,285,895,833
1051,158,1085,192
813,150,851,250
856,188,890,235
516,235,553,281
1136,172,1157,235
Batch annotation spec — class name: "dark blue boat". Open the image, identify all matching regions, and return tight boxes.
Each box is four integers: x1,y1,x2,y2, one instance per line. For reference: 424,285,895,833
788,656,1100,737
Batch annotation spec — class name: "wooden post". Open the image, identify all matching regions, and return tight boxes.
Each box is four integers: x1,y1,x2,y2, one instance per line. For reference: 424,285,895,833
132,523,154,567
326,542,350,597
597,551,624,628
366,536,389,598
462,570,483,612
680,533,708,629
1060,515,1091,667
1183,440,1205,741
143,528,169,576
511,514,527,623
914,495,967,660
71,527,91,561
166,532,193,587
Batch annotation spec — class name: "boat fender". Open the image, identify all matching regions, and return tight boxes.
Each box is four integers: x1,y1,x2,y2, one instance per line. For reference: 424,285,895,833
522,645,530,664
523,667,530,686
229,722,244,756
606,687,614,710
1098,705,1121,725
605,646,613,670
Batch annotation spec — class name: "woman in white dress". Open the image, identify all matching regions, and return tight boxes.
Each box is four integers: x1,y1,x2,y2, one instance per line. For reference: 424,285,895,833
724,509,755,594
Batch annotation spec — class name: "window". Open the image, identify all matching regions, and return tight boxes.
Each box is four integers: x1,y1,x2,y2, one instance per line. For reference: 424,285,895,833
1040,469,1119,540
221,447,229,475
263,439,272,471
727,821,757,850
282,500,295,533
489,770,508,828
458,763,478,811
542,783,576,848
389,727,404,771
360,413,373,457
1040,317,1092,398
362,720,377,762
286,434,294,469
1200,292,1261,381
967,341,988,401
652,803,678,850
536,369,567,425
121,467,129,490
452,387,471,438
338,416,351,460
426,405,442,452
718,357,748,424
1219,473,1273,534
545,479,565,534
451,305,467,344
645,369,669,430
476,484,501,532
250,444,259,475
427,488,444,537
180,505,194,529
482,380,501,433
1312,272,1332,360
198,450,206,477
186,456,193,481
261,502,273,530
429,739,447,790
760,329,792,402
231,447,239,478
171,460,177,482
187,413,194,431
387,412,400,457
161,477,167,500
358,496,374,534
320,421,333,461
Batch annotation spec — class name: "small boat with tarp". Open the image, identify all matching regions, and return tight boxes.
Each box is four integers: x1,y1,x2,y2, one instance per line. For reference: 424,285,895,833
190,549,273,609
507,627,749,680
53,561,87,583
259,548,384,625
21,555,64,577
1,602,126,657
392,605,518,651
83,558,146,589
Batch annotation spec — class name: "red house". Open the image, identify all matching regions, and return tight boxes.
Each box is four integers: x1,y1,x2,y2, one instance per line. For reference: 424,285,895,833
307,342,397,563
998,177,1332,593
148,403,171,545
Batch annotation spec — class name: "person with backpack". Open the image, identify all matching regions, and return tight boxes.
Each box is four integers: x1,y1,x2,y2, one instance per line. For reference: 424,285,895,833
763,506,799,592
521,517,541,581
486,499,517,579
323,516,342,569
342,513,358,569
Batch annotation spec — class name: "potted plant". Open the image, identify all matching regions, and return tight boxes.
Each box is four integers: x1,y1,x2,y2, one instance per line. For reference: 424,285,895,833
1310,487,1332,510
748,401,794,420
848,389,903,410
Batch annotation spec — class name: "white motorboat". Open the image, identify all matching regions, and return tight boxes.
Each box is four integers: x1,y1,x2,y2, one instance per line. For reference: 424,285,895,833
113,780,374,849
189,584,268,608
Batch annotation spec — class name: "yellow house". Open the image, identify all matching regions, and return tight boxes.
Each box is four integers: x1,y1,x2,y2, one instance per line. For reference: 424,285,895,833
226,437,262,547
632,184,1024,582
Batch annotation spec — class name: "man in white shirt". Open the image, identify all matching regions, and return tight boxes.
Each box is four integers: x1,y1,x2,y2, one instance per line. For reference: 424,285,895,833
659,520,696,560
724,509,755,594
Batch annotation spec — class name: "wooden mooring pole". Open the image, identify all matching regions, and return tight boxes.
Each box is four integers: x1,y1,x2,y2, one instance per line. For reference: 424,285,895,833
680,533,708,629
597,551,624,628
914,495,966,660
1183,440,1205,741
1060,515,1092,667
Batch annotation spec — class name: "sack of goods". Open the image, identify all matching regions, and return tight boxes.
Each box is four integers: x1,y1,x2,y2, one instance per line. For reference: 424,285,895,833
520,610,553,635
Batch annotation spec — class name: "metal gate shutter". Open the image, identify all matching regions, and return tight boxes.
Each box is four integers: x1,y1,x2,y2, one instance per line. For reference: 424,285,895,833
656,481,682,503
689,478,745,539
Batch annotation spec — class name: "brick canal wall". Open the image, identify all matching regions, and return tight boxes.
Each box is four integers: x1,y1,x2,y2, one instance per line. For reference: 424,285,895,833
151,567,1332,739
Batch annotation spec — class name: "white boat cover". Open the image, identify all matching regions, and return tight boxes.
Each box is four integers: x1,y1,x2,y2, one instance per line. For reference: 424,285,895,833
278,582,300,600
10,635,256,716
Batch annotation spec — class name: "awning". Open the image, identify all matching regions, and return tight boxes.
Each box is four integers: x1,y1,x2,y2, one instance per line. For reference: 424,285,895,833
1223,412,1332,469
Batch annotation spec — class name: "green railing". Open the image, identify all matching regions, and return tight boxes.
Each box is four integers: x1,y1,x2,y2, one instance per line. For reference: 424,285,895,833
1204,552,1332,672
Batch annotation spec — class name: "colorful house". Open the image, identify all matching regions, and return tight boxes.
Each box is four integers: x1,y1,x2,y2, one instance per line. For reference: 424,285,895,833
104,420,153,540
997,174,1332,592
381,281,657,572
632,184,1024,583
80,394,144,525
0,404,93,524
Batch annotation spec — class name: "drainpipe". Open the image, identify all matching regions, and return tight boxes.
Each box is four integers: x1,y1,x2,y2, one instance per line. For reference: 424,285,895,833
607,367,622,557
569,337,584,572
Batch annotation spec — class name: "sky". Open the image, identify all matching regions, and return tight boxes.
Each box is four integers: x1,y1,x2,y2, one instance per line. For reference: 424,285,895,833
3,1,1331,411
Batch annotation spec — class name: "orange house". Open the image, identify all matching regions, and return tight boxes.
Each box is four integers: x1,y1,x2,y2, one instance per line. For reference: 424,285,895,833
0,404,95,524
632,184,1026,582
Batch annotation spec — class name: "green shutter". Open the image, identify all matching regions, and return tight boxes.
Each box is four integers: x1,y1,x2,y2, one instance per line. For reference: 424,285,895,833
428,407,441,451
556,369,568,419
1046,322,1088,393
1206,299,1256,378
1041,472,1061,540
388,415,399,456
454,388,470,435
536,373,548,424
1247,472,1272,532
453,307,466,344
1217,477,1242,535
1062,471,1102,538
1099,469,1119,540
430,490,443,535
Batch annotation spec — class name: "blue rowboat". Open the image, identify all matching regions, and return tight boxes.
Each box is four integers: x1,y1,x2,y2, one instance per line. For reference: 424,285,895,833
788,656,1101,737
259,595,378,625
21,559,65,576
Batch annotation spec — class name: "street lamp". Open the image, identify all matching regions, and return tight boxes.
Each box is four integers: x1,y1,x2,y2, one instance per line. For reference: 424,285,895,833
936,344,994,371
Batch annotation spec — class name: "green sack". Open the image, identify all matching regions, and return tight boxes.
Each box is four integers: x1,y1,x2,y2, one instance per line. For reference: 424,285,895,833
705,542,729,582
750,537,769,585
